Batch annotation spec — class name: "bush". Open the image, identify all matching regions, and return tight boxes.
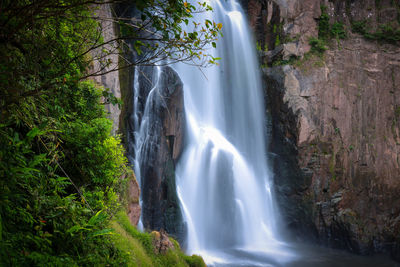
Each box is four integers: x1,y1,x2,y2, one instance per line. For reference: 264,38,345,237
352,20,400,44
309,37,328,55
352,20,368,35
318,5,331,39
331,22,347,39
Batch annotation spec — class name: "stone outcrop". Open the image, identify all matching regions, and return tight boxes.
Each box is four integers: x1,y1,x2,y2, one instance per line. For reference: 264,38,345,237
90,3,121,135
137,66,185,239
114,3,185,238
245,0,400,260
119,61,185,239
151,230,175,254
93,4,142,227
127,172,141,226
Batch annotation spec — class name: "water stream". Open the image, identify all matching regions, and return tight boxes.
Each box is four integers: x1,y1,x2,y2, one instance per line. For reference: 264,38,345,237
174,0,296,265
131,0,399,265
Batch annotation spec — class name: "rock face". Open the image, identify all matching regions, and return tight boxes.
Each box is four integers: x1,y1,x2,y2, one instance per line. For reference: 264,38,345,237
151,230,175,254
138,66,185,238
244,0,400,260
120,64,185,239
90,3,121,135
92,4,142,226
114,3,185,239
127,173,141,226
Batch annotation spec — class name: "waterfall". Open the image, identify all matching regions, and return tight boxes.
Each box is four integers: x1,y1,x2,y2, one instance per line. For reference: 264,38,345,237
174,0,295,265
128,1,400,266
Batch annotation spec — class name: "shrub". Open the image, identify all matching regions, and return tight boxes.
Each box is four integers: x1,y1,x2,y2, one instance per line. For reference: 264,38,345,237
331,22,347,39
309,37,328,55
318,5,331,39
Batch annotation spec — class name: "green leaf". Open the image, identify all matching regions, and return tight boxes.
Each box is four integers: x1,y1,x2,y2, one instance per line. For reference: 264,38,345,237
88,210,107,226
212,42,216,48
67,225,87,234
88,228,114,238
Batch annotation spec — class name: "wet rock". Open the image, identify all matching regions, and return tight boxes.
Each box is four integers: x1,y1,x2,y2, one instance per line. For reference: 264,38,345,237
129,66,185,241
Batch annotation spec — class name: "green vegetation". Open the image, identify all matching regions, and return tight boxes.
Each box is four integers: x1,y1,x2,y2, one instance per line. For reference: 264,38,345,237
318,5,331,39
351,20,400,43
308,5,347,56
117,0,223,66
269,5,345,67
0,0,215,265
309,37,328,55
110,211,205,267
331,22,347,40
318,5,347,40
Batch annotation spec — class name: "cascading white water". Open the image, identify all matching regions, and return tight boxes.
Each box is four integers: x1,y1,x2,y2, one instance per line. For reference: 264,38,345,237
174,0,296,265
128,2,400,266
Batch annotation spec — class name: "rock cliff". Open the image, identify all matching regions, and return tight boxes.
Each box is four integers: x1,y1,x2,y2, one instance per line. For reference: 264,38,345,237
92,4,141,226
244,0,400,260
119,63,185,240
90,3,121,135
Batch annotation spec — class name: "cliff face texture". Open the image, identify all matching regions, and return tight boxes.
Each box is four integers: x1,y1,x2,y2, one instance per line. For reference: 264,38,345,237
91,4,121,135
120,63,185,239
135,66,185,238
245,0,400,260
93,4,141,226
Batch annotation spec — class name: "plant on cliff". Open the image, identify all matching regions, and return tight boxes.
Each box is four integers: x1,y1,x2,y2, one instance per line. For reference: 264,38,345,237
310,5,346,56
351,20,400,44
318,5,347,40
309,37,328,55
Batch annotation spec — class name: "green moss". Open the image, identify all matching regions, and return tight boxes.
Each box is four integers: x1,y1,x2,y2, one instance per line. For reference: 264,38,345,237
275,34,281,46
271,55,299,67
351,20,368,35
256,41,262,52
112,211,206,267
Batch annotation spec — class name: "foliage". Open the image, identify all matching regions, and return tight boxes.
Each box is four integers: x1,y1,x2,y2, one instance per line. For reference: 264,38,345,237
351,20,368,35
112,211,206,267
309,37,328,55
318,5,347,40
306,5,346,58
331,22,347,39
318,5,331,39
117,0,223,67
0,118,128,265
352,20,400,43
0,0,209,265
